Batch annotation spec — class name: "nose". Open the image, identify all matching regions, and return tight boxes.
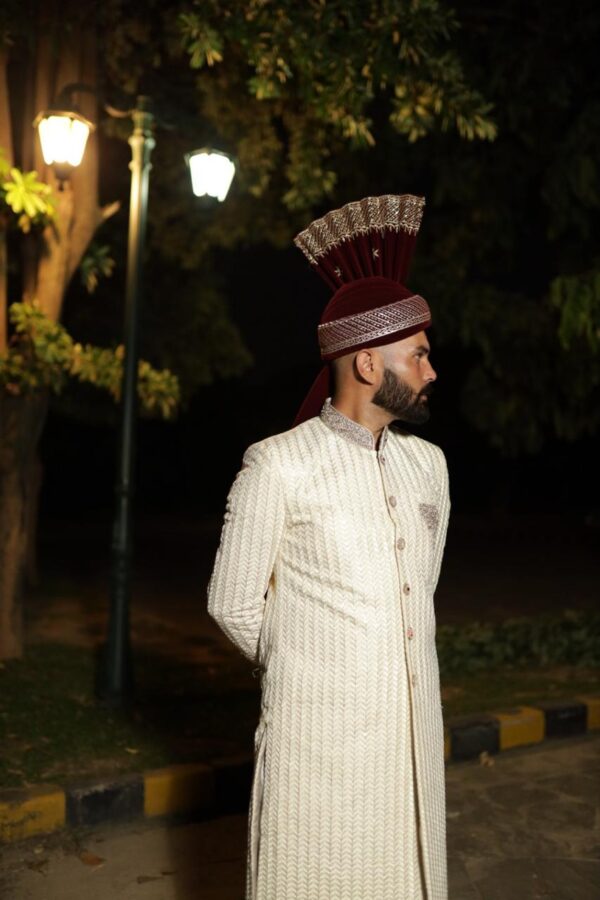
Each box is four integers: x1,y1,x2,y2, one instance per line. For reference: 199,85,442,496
424,359,437,383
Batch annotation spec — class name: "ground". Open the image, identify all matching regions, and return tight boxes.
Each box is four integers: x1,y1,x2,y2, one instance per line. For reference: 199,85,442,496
1,734,599,899
0,511,597,788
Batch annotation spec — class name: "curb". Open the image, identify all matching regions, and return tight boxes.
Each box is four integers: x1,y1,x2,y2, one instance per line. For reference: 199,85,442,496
2,697,599,844
0,755,253,845
443,695,599,761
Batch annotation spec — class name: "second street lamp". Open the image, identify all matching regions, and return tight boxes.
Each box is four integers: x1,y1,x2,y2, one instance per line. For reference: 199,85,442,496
186,148,236,202
35,89,236,704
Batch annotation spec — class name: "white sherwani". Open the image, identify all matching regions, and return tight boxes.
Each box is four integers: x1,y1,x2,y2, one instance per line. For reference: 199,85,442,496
208,400,450,900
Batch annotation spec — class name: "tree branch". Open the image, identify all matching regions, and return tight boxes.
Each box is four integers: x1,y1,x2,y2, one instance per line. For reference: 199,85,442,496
99,200,121,224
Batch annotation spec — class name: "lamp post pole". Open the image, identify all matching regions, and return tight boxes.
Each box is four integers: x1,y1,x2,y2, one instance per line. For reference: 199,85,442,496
103,96,155,703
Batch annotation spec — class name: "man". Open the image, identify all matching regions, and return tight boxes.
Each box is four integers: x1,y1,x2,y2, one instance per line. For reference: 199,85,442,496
208,195,450,900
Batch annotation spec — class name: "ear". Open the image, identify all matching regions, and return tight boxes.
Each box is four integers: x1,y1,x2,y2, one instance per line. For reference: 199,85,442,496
354,349,378,386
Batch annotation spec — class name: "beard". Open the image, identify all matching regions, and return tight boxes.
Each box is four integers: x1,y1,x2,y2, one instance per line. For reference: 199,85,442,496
372,368,433,424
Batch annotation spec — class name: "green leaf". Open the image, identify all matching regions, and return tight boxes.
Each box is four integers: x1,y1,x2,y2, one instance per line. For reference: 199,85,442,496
1,166,56,231
79,244,116,295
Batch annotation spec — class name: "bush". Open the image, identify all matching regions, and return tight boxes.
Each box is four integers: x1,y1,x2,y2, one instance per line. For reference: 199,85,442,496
436,610,600,676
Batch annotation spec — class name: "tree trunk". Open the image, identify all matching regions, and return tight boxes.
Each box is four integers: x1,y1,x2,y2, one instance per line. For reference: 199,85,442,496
0,393,48,659
0,49,12,163
0,463,26,659
31,15,102,323
0,229,7,353
25,453,44,587
0,8,112,658
0,50,11,351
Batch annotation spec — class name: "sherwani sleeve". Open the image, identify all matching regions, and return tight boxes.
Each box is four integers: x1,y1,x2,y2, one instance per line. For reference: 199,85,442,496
431,449,450,592
207,442,286,662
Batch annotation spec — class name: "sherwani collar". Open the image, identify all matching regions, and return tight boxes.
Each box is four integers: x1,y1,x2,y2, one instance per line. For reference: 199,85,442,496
320,398,389,451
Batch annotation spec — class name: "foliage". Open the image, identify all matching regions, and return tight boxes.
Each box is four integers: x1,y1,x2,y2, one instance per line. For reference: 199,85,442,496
0,154,56,233
177,0,496,210
405,0,600,454
80,243,116,294
438,283,600,454
142,272,253,402
0,643,170,789
437,610,600,677
0,303,180,418
91,0,498,400
4,1,598,457
99,0,600,456
550,271,600,354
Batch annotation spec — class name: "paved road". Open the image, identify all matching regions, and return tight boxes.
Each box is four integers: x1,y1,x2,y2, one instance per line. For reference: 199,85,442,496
2,735,599,899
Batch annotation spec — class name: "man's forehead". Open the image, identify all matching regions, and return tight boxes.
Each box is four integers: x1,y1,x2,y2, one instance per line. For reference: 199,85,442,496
394,330,430,351
356,331,431,361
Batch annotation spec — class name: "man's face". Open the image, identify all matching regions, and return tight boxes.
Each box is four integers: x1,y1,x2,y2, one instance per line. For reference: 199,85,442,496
371,331,437,424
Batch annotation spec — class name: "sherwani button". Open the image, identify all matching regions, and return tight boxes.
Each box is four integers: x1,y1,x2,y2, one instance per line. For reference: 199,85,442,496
403,583,411,595
407,627,414,640
389,495,397,507
396,538,406,551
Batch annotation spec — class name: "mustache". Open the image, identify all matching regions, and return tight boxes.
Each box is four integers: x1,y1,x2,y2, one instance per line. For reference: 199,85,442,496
418,384,434,399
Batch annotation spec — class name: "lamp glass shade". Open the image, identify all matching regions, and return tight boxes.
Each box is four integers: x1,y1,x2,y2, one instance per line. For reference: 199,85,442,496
186,149,235,202
36,112,93,167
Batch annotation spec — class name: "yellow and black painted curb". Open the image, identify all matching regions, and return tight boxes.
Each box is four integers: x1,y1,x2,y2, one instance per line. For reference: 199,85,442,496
2,697,599,844
443,695,600,761
0,755,253,845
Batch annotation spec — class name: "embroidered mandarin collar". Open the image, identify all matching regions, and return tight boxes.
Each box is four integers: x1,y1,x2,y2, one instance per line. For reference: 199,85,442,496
320,399,388,451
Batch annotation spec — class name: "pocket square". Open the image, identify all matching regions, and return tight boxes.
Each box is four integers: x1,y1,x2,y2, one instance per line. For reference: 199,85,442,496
418,502,439,534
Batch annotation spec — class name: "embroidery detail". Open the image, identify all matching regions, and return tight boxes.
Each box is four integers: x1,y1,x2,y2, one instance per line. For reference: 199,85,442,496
318,295,430,357
419,502,439,534
321,399,388,451
294,194,425,265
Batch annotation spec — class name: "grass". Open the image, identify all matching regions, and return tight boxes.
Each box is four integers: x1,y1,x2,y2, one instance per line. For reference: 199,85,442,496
1,643,598,789
440,666,600,717
0,645,169,789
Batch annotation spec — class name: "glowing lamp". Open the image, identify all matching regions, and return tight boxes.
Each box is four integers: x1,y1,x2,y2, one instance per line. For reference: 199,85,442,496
34,110,95,179
186,148,235,202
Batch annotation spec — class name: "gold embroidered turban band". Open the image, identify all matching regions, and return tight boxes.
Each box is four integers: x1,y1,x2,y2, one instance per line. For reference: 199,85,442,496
293,194,431,425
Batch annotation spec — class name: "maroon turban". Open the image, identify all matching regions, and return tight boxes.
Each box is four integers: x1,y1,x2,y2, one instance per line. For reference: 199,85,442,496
293,195,431,425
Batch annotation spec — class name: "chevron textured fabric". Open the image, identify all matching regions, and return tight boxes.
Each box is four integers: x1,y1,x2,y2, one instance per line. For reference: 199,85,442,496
208,400,450,900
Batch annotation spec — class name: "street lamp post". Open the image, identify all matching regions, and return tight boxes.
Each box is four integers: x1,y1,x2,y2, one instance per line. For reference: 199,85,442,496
35,89,236,705
104,96,155,702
